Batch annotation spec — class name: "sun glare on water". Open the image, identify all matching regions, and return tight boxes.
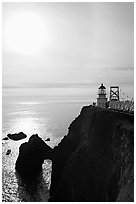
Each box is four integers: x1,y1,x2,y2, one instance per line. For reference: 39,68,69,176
4,11,47,55
12,117,41,137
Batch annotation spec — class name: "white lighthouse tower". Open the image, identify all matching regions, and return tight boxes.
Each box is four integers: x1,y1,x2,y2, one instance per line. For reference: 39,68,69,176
97,83,107,108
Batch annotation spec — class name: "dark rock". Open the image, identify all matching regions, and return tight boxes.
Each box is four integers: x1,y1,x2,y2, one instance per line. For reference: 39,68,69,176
7,132,27,141
14,106,133,201
45,138,50,141
15,134,53,180
3,137,9,140
6,149,11,155
49,106,134,202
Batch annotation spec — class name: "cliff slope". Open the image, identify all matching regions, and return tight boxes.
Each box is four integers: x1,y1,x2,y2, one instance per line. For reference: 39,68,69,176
50,106,134,202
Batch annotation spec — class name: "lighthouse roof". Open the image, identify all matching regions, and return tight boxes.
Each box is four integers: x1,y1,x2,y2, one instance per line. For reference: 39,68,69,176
98,83,106,89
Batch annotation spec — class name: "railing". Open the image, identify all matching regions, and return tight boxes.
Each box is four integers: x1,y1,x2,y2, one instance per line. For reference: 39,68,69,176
108,100,134,114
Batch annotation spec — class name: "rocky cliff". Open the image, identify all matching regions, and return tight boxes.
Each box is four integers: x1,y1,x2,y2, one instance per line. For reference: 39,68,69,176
50,105,134,202
15,134,53,180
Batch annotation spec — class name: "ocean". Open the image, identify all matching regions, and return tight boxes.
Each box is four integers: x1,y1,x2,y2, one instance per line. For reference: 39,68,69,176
2,87,93,201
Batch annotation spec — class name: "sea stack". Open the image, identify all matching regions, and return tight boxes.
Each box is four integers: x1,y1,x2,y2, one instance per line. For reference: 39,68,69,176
15,134,53,180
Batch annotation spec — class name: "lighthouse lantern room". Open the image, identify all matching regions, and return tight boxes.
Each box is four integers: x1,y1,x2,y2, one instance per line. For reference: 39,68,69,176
97,83,107,108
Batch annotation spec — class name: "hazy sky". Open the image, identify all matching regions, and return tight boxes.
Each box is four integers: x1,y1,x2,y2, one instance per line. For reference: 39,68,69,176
2,2,134,97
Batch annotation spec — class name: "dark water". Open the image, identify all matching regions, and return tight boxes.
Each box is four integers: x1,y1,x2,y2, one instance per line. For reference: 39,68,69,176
2,87,92,201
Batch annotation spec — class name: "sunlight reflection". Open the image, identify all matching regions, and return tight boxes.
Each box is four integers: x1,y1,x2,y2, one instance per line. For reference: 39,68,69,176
18,102,41,105
10,117,52,140
13,118,41,137
10,110,35,116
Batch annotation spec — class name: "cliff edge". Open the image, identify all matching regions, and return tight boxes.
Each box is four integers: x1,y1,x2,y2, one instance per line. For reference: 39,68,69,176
50,105,134,202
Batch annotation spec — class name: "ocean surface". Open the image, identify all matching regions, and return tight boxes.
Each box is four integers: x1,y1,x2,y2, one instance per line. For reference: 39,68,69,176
2,87,93,202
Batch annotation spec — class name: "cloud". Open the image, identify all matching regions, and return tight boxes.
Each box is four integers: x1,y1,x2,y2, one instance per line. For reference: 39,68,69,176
2,2,134,98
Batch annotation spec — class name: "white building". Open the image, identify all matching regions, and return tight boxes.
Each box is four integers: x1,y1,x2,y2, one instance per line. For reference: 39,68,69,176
97,83,107,108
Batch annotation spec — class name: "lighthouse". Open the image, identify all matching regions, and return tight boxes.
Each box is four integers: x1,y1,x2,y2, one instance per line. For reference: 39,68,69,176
97,83,107,108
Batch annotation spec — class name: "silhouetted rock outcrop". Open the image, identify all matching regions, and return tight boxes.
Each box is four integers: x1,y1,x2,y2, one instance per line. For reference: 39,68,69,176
45,138,50,141
49,106,134,202
14,106,134,201
15,134,53,180
6,149,11,155
7,132,27,141
3,137,9,140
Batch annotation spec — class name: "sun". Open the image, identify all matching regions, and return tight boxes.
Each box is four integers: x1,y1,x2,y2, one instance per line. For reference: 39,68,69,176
4,11,47,55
